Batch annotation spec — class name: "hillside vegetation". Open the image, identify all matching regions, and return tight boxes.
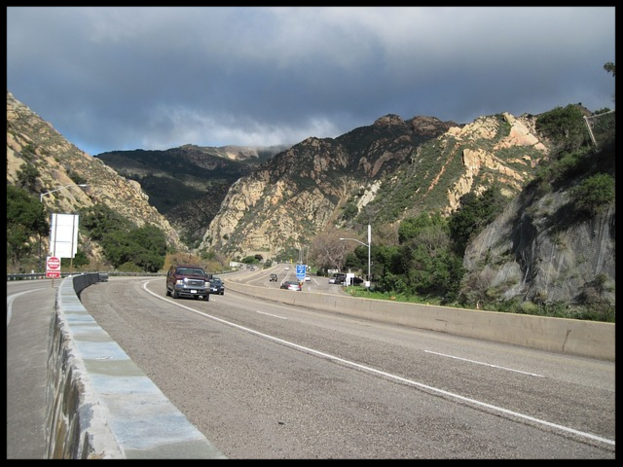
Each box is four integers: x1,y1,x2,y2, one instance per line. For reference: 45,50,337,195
6,84,615,321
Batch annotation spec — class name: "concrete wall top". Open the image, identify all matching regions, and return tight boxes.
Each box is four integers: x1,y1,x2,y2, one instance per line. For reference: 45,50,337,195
48,275,226,459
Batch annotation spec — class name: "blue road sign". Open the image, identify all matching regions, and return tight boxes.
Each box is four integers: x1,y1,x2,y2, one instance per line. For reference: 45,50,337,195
296,264,306,280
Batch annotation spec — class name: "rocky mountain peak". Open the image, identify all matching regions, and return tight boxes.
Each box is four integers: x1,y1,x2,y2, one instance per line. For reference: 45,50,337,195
373,113,407,128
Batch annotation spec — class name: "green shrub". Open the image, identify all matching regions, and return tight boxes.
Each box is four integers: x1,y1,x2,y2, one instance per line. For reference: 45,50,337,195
520,301,539,314
570,173,615,214
117,261,142,273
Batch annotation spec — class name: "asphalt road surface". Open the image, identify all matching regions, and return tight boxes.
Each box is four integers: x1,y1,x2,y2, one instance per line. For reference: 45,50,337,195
72,272,615,459
7,279,55,459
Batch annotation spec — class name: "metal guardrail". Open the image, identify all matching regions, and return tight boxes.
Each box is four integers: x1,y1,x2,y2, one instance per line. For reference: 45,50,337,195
6,270,235,282
6,272,164,281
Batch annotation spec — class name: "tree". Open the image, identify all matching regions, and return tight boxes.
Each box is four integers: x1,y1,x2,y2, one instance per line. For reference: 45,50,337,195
400,216,464,301
16,163,40,192
372,212,464,301
309,228,352,272
81,204,132,241
603,61,615,105
374,244,403,273
535,105,590,155
98,225,167,272
344,245,371,276
63,249,89,269
603,62,615,77
128,224,167,272
398,211,446,245
570,173,615,214
101,230,133,267
340,203,358,221
404,239,464,301
80,204,167,271
448,186,506,256
6,185,48,267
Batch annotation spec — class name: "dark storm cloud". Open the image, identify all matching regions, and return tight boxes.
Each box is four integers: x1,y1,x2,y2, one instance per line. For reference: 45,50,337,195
7,6,615,156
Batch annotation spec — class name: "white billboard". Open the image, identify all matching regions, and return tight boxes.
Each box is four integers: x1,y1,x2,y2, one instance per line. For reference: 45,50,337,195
49,213,79,258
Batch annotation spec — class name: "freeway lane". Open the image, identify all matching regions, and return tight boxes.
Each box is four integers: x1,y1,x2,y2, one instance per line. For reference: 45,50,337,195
242,264,346,294
79,275,615,459
7,280,56,459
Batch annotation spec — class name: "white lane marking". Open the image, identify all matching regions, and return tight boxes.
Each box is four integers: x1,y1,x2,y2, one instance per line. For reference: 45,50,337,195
425,350,544,377
6,288,49,327
143,281,614,448
257,311,287,319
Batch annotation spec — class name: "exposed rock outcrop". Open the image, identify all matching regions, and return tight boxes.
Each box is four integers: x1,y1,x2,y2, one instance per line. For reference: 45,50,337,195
6,91,186,263
463,150,615,307
200,113,547,258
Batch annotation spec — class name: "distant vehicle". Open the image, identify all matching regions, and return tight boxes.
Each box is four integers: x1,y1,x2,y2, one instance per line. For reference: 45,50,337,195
166,265,210,300
328,277,336,284
209,277,225,295
284,266,290,270
98,272,109,282
280,280,302,291
330,273,346,285
304,275,311,281
269,273,278,281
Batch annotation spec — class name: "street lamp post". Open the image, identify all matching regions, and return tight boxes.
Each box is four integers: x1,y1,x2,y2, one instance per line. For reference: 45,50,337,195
339,224,371,291
39,184,88,273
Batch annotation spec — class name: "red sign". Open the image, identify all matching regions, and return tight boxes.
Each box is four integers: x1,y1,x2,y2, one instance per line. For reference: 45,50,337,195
47,256,61,270
46,256,61,278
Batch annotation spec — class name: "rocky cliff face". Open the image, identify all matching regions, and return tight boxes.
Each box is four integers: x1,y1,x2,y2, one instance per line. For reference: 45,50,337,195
6,91,186,263
200,112,548,259
200,137,356,258
463,143,616,308
442,113,547,212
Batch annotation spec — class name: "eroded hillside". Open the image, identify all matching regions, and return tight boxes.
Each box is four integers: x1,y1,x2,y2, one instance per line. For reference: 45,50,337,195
6,91,186,267
200,113,548,259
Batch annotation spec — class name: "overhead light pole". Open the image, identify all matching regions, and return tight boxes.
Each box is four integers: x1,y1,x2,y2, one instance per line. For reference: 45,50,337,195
39,184,88,273
339,224,371,290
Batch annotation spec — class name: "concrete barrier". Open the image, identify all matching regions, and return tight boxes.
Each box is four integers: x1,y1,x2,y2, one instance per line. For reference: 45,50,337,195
224,277,615,361
46,274,226,459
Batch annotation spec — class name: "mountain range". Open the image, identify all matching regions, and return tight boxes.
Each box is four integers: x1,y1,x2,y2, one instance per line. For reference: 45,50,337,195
6,91,615,309
96,112,547,260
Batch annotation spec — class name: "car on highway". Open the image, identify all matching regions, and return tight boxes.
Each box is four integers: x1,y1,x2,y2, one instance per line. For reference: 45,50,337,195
269,273,278,281
280,280,302,291
166,265,210,300
304,275,311,281
209,277,225,295
329,273,346,285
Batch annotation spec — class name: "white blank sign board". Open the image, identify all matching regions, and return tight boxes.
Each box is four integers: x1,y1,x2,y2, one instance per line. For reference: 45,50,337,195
49,213,79,258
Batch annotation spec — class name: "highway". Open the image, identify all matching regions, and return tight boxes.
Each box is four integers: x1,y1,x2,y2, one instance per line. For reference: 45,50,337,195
7,279,55,459
240,264,347,293
10,269,615,458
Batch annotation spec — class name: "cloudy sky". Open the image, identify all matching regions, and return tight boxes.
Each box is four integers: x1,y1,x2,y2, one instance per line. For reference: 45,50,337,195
7,6,615,156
